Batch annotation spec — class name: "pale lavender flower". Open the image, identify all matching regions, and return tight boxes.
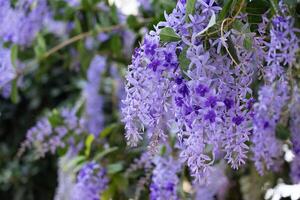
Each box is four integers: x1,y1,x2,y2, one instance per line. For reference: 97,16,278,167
84,55,106,136
290,86,300,183
71,161,108,200
122,0,258,182
138,0,152,11
150,156,180,200
195,163,229,200
64,0,80,7
264,14,299,82
252,80,289,174
0,47,16,88
0,0,48,46
25,108,87,157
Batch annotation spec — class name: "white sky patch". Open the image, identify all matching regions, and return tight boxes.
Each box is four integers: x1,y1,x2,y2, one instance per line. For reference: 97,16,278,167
108,0,139,15
265,182,300,200
283,144,295,162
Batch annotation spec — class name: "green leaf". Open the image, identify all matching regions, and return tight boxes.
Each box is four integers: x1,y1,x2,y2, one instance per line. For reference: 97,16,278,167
85,134,95,157
159,27,181,42
100,123,121,138
10,45,18,68
64,155,86,171
110,35,122,56
185,0,196,22
126,15,139,30
179,47,190,73
10,79,19,104
218,0,234,21
227,38,240,64
37,35,46,52
48,109,63,127
276,124,290,140
94,147,118,161
107,163,123,174
270,0,279,14
243,36,253,50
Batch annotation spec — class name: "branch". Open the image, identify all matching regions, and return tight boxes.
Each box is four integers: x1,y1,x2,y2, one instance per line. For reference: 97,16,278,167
42,24,125,59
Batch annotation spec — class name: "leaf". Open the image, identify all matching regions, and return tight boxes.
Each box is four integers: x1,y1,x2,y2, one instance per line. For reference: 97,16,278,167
159,27,181,42
127,15,139,30
85,134,95,157
107,163,123,174
197,12,216,36
227,37,240,64
185,0,196,22
243,36,253,50
218,0,234,21
232,20,244,31
179,47,190,73
270,0,279,14
94,147,118,161
10,45,18,68
48,109,63,127
109,35,122,56
64,155,86,171
100,123,122,138
276,124,290,140
10,79,19,104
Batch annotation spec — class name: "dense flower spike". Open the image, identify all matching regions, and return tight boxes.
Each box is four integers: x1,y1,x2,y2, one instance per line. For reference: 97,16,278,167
0,0,48,46
195,164,229,200
84,56,106,136
25,108,87,157
0,47,16,88
251,81,289,174
150,156,180,200
264,11,299,82
290,86,300,183
122,0,259,181
71,161,108,200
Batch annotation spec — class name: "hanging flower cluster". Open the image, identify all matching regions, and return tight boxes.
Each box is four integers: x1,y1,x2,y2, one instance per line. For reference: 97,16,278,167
0,0,48,46
122,0,300,183
71,161,109,200
24,108,88,157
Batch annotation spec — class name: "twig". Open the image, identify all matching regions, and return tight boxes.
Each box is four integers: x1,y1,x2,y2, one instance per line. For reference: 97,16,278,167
220,18,239,66
203,0,245,37
42,24,125,59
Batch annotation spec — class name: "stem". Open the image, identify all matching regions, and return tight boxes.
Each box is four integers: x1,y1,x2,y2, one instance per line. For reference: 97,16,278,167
203,0,245,37
220,18,239,66
42,24,125,59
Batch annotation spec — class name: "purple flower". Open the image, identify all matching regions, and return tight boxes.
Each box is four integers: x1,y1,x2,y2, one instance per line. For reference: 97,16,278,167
0,0,49,46
71,161,108,200
204,110,216,123
150,156,180,200
84,56,106,136
195,84,209,97
290,86,300,183
232,115,244,126
205,96,218,108
251,80,289,174
0,47,16,88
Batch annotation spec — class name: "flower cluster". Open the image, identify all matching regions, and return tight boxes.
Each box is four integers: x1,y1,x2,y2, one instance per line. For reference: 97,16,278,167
290,86,300,184
71,161,108,200
123,0,255,182
0,47,16,89
150,155,180,200
195,163,229,200
122,0,299,182
84,56,106,136
0,0,48,46
25,108,87,157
